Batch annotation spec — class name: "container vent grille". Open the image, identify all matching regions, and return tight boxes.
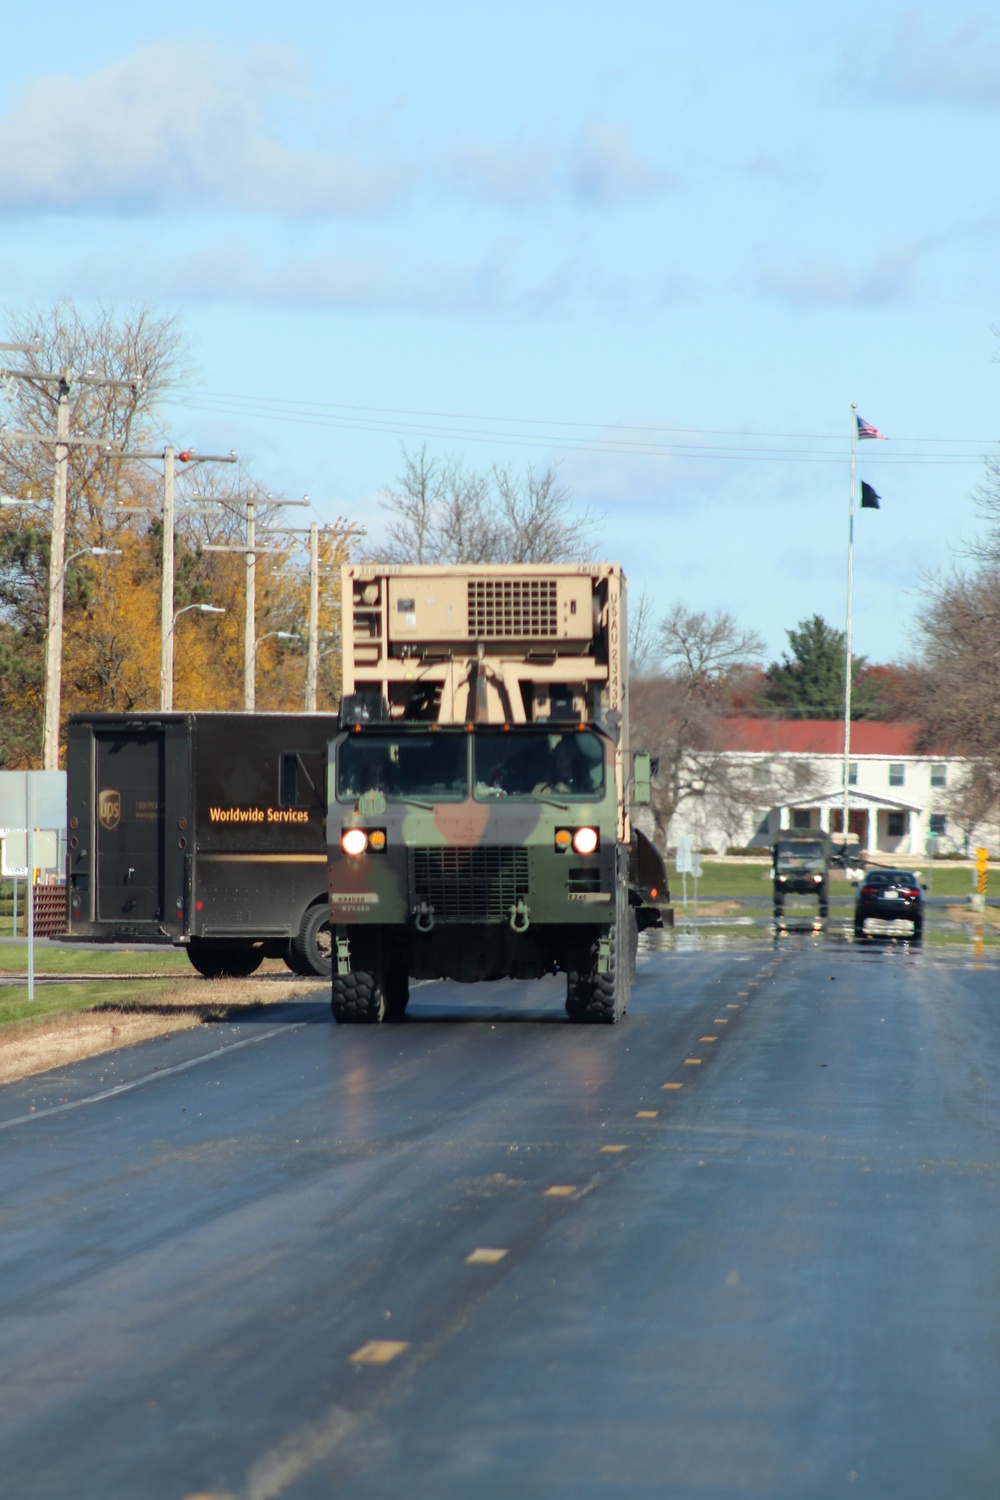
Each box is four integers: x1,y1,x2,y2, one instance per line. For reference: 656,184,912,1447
467,579,558,638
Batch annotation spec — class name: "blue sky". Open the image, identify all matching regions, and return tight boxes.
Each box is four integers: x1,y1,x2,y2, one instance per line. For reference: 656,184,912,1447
3,1,1000,665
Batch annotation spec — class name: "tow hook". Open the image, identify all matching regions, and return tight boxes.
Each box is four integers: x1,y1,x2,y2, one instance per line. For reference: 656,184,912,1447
597,934,612,974
335,936,352,976
509,898,530,933
415,901,435,933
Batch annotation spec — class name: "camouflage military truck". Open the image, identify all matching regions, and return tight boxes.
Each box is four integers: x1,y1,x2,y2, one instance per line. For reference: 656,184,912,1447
772,829,831,919
327,563,670,1024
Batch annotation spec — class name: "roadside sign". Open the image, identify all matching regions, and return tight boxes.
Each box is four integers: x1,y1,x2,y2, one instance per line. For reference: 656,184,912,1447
675,835,692,874
2,829,58,875
977,846,989,896
690,852,703,878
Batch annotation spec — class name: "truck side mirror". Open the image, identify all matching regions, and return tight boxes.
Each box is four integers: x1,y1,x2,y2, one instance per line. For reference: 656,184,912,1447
632,751,652,806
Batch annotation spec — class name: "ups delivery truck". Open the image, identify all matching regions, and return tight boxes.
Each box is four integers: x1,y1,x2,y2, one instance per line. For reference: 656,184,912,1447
327,562,670,1024
63,712,338,976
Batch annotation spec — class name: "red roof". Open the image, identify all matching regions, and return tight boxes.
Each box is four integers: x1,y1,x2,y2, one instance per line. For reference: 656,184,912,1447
720,718,923,755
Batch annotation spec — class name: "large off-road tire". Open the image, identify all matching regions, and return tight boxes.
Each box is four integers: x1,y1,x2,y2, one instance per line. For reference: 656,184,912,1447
187,942,263,979
288,902,333,977
773,898,784,920
331,966,386,1024
565,900,635,1024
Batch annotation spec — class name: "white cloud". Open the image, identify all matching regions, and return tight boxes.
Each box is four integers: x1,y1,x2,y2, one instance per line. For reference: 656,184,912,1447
0,41,670,222
758,246,917,306
446,121,668,207
850,11,1000,105
0,36,405,217
569,123,669,204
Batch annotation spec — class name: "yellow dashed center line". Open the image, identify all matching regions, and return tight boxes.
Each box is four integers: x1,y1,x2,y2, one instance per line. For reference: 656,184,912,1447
599,1144,628,1153
685,1058,702,1066
350,1340,410,1365
466,1248,509,1264
699,1036,718,1043
727,1003,741,1010
714,1018,729,1024
635,1110,659,1119
544,1185,577,1197
661,1082,684,1090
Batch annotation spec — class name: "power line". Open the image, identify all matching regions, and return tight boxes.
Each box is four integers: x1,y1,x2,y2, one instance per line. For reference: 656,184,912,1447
165,386,993,466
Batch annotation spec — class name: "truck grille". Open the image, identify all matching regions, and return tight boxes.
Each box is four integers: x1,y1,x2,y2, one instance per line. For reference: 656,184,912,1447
467,579,557,639
411,846,529,923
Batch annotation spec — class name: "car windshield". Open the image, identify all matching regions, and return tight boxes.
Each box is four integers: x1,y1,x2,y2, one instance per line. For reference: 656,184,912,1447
336,734,468,801
473,730,605,801
867,870,916,887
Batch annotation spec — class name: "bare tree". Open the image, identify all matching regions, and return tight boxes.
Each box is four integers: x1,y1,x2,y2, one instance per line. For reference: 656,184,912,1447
373,445,599,564
630,605,766,847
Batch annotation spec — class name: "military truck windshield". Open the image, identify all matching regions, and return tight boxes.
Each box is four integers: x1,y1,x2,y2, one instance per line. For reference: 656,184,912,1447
336,734,467,802
473,730,605,800
777,840,825,865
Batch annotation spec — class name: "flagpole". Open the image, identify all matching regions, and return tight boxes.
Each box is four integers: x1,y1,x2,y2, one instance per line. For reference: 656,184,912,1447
842,403,857,850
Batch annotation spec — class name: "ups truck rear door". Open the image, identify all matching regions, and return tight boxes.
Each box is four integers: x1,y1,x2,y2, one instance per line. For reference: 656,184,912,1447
95,729,166,922
67,714,192,941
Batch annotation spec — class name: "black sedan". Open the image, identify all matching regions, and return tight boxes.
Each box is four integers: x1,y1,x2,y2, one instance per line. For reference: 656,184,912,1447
854,868,925,937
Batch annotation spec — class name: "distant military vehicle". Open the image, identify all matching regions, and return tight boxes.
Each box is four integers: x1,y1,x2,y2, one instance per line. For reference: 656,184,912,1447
327,563,670,1024
772,830,830,919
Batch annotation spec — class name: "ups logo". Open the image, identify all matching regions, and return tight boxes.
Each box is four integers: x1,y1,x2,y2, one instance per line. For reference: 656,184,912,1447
98,789,121,831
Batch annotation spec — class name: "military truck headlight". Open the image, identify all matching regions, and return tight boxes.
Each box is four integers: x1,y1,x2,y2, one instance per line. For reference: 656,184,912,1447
572,827,599,856
341,828,369,856
813,873,822,883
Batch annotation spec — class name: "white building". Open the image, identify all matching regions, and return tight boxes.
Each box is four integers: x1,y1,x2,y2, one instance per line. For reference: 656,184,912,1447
668,719,995,858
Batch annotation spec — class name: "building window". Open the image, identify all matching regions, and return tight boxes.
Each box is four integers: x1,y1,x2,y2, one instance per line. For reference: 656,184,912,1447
931,764,947,787
848,761,858,786
752,761,771,786
792,809,811,829
930,814,947,836
887,812,906,837
888,763,905,787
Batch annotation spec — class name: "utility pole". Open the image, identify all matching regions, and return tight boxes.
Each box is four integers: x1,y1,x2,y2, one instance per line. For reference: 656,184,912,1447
108,447,238,709
244,497,256,712
203,494,308,712
0,347,139,768
42,375,70,770
307,522,319,712
286,516,366,711
161,446,175,712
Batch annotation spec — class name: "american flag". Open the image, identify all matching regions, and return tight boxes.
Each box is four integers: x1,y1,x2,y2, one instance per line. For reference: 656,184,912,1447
856,415,887,440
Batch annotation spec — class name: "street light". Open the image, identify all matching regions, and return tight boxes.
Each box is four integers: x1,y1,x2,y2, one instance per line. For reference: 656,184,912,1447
253,630,301,660
62,546,123,575
164,604,226,712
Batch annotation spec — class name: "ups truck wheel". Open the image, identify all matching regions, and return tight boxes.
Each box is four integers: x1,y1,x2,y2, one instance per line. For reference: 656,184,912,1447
332,967,386,1023
289,902,333,977
566,901,635,1024
188,943,263,979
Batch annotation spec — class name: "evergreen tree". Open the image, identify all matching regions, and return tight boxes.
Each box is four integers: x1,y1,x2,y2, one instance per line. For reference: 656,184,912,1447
762,615,884,719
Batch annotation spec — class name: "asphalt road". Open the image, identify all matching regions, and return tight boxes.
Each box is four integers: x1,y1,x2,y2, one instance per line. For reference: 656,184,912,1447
3,925,1000,1500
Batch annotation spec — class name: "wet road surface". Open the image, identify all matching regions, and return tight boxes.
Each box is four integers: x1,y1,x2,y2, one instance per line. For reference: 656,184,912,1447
2,925,1000,1499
